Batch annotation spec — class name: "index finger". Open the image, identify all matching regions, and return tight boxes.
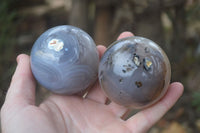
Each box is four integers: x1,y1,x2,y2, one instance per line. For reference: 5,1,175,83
97,45,106,59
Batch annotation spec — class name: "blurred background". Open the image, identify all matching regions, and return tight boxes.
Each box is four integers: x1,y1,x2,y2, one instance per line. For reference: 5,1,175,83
0,0,200,132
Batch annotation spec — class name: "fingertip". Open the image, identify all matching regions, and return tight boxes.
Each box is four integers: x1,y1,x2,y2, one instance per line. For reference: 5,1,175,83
16,54,30,64
171,82,184,89
117,31,134,40
16,54,22,63
97,45,107,59
169,82,184,96
97,45,106,51
13,54,33,82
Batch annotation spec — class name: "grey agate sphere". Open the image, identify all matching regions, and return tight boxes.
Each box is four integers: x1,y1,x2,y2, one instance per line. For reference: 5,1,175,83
99,36,171,109
31,25,99,94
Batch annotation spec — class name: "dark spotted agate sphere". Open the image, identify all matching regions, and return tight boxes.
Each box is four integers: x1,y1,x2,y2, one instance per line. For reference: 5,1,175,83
99,36,171,109
31,25,99,94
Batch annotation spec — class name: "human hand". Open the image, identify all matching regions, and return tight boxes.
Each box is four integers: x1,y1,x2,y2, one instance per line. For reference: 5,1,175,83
1,32,184,133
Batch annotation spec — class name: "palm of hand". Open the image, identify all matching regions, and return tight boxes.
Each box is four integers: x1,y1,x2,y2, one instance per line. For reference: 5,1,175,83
1,61,183,133
35,93,129,133
3,83,132,133
1,32,183,133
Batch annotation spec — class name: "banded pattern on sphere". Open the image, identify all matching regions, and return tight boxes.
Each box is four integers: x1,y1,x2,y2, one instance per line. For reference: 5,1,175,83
31,25,99,94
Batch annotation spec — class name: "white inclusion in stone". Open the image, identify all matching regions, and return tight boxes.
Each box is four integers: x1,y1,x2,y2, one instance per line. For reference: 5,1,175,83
36,50,59,61
148,41,158,49
48,39,64,52
134,38,142,43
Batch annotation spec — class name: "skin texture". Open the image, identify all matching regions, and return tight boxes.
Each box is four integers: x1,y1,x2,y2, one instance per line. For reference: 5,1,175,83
1,32,184,133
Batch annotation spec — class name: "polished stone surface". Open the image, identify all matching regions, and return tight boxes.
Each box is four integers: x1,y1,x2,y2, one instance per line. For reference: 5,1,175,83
31,25,99,94
99,36,171,109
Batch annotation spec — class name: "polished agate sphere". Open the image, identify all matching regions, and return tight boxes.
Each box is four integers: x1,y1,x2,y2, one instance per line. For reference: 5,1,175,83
99,36,171,109
31,25,99,94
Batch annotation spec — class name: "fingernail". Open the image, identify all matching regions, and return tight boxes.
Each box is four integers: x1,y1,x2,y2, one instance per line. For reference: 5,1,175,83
117,31,134,40
122,31,134,36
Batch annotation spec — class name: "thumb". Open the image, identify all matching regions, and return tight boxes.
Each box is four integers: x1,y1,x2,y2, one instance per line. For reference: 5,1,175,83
4,54,36,108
